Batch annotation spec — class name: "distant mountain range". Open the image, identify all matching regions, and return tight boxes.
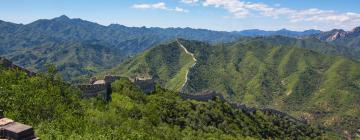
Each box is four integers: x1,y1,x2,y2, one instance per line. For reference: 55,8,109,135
0,15,240,81
0,15,359,82
235,29,321,37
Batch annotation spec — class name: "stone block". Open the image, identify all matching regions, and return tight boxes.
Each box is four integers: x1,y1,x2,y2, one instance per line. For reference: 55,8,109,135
0,119,37,140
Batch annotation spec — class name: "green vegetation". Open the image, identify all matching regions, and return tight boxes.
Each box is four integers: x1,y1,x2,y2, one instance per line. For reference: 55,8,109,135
0,16,239,81
108,40,197,91
0,66,325,139
113,37,360,138
2,16,359,83
4,42,126,82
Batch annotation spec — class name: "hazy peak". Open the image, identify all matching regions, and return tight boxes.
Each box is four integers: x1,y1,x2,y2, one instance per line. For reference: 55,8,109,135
53,15,70,21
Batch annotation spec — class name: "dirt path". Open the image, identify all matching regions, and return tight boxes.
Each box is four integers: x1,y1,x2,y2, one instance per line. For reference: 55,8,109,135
177,40,197,91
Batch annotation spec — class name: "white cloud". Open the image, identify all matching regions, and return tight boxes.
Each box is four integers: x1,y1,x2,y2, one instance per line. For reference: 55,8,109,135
181,0,199,4
184,0,360,29
133,2,188,13
174,7,188,12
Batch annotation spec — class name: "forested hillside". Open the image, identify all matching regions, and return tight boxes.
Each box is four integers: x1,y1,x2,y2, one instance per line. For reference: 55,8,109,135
112,38,360,138
0,15,240,81
0,64,326,139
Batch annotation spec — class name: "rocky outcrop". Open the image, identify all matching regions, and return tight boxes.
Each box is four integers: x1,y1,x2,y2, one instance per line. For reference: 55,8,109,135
327,30,347,41
316,26,360,41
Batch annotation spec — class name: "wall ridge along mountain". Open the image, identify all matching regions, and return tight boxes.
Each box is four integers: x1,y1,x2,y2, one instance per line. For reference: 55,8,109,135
177,39,197,92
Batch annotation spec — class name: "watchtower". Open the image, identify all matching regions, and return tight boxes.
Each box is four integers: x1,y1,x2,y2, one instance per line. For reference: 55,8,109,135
77,75,121,102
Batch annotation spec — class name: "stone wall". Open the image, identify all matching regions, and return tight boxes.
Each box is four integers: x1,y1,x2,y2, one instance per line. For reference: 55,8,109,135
0,57,36,76
180,90,224,101
261,108,305,123
76,75,121,101
132,78,155,93
180,90,305,124
77,84,107,97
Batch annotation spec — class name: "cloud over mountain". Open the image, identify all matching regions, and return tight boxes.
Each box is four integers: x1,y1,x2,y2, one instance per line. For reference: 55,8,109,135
184,0,360,29
133,2,188,13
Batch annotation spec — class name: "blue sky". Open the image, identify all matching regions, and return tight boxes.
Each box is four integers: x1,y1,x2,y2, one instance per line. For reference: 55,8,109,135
0,0,360,31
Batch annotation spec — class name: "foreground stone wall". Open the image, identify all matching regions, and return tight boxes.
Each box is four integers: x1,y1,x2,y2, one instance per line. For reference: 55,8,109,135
0,117,39,140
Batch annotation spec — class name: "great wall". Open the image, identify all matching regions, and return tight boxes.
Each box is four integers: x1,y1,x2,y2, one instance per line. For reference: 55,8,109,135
1,56,307,139
180,90,305,124
0,57,36,76
77,75,304,124
76,75,122,101
177,39,197,92
76,75,156,101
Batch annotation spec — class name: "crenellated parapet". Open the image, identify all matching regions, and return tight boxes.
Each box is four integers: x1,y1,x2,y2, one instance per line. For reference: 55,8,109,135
76,75,121,101
180,90,224,101
129,77,155,93
104,75,122,83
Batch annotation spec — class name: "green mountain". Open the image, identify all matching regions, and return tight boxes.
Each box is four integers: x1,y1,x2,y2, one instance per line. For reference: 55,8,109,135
0,15,241,81
107,40,198,91
0,63,325,139
3,42,125,82
110,37,360,138
2,16,360,82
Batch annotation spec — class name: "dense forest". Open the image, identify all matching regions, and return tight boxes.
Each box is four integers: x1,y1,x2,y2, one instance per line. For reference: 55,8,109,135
112,38,360,138
0,65,328,139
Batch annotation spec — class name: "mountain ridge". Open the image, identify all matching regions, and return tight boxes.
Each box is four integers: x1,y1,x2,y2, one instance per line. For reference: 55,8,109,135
234,29,321,37
1,15,360,82
0,15,240,81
